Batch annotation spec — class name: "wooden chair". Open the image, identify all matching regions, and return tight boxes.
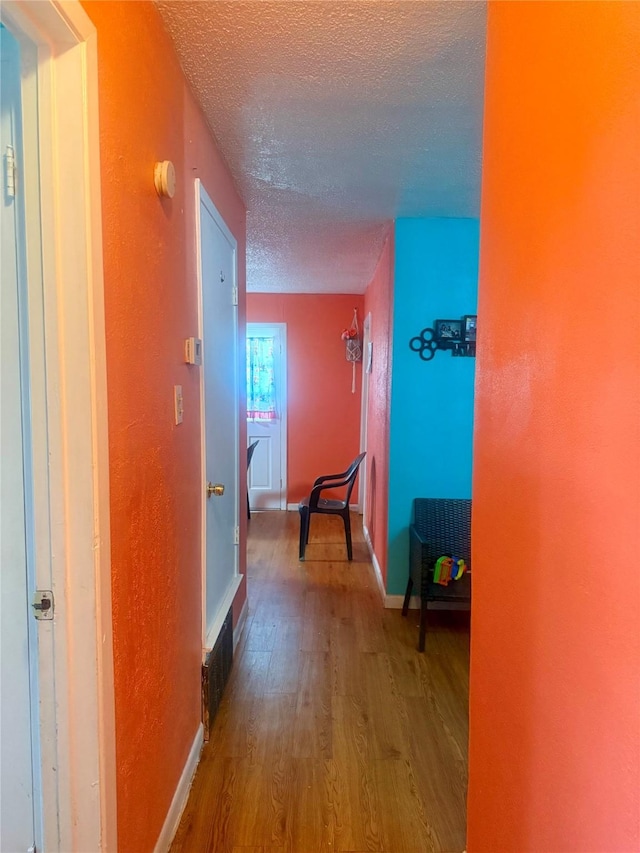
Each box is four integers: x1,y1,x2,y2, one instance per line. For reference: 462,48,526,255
402,498,472,651
298,452,366,561
247,440,259,520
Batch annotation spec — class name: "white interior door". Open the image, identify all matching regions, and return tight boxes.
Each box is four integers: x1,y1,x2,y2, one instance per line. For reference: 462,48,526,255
0,5,116,848
1,24,40,851
197,181,241,650
247,323,287,510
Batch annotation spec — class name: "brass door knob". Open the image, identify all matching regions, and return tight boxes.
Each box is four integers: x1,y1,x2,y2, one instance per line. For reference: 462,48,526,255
206,482,225,498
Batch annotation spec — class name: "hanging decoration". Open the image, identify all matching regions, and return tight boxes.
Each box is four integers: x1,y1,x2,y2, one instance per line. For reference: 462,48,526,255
341,307,362,394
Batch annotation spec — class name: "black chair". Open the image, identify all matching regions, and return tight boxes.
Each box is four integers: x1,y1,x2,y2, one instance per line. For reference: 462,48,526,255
298,452,366,561
402,498,472,651
247,440,259,520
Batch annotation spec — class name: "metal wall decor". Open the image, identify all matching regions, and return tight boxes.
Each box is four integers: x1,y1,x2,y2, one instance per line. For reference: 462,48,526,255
410,314,477,361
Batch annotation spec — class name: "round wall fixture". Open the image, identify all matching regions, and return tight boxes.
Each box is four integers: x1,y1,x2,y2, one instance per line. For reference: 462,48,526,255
154,160,176,198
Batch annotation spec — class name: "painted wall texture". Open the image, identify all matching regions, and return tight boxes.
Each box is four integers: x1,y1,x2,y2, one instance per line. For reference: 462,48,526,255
363,229,394,585
82,3,247,851
387,218,479,595
247,293,364,503
468,2,640,851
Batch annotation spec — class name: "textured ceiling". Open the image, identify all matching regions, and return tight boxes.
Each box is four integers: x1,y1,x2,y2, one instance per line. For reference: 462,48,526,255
156,1,487,293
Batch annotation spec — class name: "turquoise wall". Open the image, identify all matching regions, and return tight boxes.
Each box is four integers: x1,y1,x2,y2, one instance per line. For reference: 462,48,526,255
387,218,479,594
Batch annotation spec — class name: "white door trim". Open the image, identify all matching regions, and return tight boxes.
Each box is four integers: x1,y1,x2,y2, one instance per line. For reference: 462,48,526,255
246,322,288,510
359,312,371,514
0,2,116,850
195,178,240,652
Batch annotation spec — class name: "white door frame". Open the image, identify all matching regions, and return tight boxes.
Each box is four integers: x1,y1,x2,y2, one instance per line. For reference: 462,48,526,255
246,322,288,510
0,2,116,850
195,179,241,652
359,312,371,514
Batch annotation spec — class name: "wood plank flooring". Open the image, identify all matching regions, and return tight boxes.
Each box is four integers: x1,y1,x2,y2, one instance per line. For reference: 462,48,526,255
170,511,469,853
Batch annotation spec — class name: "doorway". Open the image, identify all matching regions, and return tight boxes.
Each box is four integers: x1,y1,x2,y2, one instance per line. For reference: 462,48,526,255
359,312,371,514
246,322,288,510
0,2,116,848
1,24,42,851
196,179,241,650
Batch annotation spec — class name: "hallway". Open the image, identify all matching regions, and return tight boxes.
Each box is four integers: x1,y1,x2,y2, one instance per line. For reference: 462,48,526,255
171,511,469,852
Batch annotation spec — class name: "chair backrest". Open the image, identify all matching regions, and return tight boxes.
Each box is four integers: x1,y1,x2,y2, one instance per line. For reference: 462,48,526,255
413,498,471,566
247,440,259,469
342,451,366,503
310,451,366,508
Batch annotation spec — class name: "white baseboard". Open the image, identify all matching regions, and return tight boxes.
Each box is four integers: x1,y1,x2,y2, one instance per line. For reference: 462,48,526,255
362,524,386,603
154,723,204,853
233,596,249,650
362,524,420,610
385,593,420,609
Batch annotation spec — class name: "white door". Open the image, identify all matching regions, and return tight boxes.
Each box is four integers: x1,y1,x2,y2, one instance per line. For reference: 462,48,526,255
0,5,116,848
1,24,40,852
197,181,241,649
246,323,287,510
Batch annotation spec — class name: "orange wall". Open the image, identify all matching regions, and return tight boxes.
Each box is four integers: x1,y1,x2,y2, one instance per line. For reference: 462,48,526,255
363,230,394,583
247,294,364,502
82,3,247,851
468,3,640,851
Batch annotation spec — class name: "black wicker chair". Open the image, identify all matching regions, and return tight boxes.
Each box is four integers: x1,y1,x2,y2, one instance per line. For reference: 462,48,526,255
246,440,259,520
402,498,472,651
298,452,365,561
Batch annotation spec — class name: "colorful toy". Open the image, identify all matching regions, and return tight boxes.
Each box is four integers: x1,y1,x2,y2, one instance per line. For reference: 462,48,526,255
433,555,467,585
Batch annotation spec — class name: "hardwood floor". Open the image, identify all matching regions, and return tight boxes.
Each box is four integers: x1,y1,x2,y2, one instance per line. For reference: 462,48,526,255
170,511,470,853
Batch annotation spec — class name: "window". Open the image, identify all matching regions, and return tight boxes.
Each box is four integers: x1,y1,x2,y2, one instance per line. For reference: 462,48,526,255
246,336,277,420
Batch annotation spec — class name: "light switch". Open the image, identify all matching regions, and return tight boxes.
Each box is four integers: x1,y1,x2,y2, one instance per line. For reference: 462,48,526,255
184,337,202,365
174,385,183,425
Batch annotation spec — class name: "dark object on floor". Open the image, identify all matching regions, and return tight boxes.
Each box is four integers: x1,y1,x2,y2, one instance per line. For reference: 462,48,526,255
247,440,259,520
298,451,366,561
201,607,233,741
402,498,472,651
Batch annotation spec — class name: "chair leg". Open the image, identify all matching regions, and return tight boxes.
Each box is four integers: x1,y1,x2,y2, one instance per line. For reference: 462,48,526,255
418,598,428,652
342,511,353,560
299,507,309,560
402,577,413,616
